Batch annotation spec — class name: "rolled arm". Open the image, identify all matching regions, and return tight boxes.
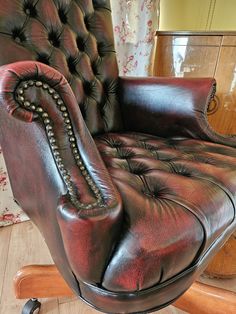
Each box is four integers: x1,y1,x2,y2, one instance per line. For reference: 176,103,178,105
119,76,236,148
0,61,122,286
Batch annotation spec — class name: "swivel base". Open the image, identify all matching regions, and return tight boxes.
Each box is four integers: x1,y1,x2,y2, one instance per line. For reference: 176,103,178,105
14,265,236,314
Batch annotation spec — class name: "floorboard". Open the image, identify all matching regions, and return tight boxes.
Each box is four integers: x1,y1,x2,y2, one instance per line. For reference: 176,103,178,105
0,226,11,306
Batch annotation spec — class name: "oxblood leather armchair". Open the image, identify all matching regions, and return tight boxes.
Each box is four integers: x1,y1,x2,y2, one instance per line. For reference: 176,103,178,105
0,1,236,313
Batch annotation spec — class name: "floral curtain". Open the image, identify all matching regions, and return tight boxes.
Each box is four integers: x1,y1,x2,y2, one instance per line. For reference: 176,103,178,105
0,0,160,227
0,148,29,226
111,0,160,76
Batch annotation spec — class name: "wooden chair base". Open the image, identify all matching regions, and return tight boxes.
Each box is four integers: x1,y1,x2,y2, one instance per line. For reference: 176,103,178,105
14,265,73,299
14,265,236,314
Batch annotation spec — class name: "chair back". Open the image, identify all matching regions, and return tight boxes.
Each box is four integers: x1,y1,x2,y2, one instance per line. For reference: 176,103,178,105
0,0,123,134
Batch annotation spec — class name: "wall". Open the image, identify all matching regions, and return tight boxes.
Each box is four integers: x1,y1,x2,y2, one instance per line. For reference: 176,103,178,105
159,0,236,31
211,0,236,30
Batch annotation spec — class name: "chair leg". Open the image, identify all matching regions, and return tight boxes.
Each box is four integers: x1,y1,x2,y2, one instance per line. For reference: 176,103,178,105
14,265,236,313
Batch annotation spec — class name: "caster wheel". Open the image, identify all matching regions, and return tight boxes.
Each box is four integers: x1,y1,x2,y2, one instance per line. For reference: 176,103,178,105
22,298,41,314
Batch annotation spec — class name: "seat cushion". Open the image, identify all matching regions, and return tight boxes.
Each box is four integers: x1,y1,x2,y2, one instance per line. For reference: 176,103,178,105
94,132,236,292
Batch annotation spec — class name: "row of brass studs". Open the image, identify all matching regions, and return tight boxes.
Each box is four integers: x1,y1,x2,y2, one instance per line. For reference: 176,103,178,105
16,80,103,209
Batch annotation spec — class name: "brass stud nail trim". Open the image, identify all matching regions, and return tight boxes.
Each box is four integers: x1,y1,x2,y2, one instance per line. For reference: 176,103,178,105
15,80,103,209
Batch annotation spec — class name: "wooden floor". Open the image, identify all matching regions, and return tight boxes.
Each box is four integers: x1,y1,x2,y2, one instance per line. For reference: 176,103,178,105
0,222,235,314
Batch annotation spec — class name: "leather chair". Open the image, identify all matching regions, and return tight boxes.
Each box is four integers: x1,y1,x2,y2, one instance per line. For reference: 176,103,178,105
0,1,235,313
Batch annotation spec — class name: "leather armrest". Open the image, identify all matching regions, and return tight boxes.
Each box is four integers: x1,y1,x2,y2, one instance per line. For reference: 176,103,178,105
0,61,122,287
119,76,236,148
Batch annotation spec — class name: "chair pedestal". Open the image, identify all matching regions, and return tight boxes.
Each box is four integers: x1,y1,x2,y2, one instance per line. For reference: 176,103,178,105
14,264,236,314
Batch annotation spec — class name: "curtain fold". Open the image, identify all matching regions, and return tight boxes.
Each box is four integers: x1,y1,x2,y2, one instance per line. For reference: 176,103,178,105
111,0,160,76
0,0,160,227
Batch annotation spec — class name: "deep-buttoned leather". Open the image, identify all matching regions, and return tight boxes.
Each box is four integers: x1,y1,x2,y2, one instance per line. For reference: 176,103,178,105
95,132,236,291
0,0,123,135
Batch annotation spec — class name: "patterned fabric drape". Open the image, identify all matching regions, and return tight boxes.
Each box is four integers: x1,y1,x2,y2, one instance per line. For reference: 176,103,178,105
0,148,29,226
111,0,160,76
0,0,160,227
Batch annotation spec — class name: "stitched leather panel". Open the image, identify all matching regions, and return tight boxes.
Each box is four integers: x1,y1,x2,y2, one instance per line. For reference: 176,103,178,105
95,132,236,292
0,0,123,134
118,76,236,148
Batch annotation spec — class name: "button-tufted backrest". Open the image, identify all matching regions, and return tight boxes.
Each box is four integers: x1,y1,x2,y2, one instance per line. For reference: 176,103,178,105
0,0,123,134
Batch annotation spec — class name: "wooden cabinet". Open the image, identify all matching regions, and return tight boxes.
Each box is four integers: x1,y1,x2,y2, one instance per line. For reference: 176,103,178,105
154,31,236,135
204,232,236,278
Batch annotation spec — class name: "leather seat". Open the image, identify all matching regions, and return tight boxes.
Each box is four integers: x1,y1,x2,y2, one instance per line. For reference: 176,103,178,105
95,132,236,292
0,0,235,313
